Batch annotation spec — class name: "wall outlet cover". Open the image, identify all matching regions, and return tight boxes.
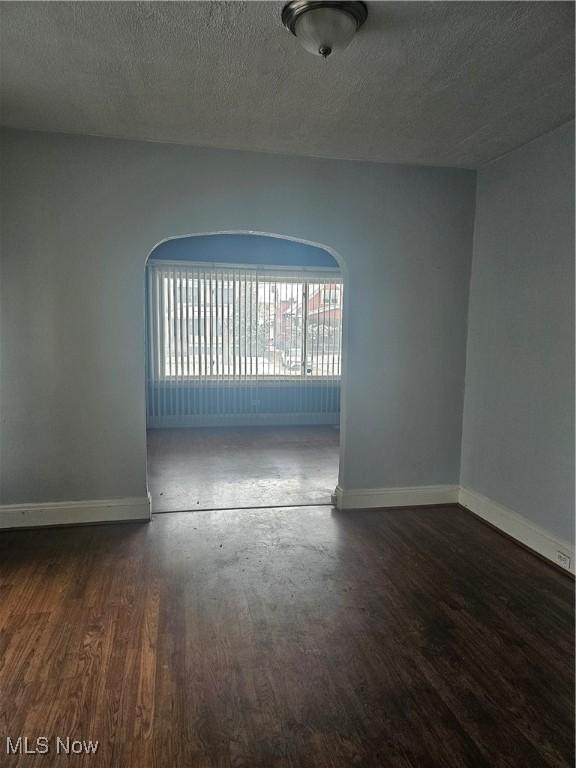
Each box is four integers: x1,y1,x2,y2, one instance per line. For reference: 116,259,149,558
556,551,571,570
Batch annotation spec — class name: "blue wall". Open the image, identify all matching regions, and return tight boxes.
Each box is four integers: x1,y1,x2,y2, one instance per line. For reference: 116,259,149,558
461,121,574,543
150,233,339,267
1,129,476,504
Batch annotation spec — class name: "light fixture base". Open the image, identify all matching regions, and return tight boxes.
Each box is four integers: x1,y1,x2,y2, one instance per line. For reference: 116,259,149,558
281,1,368,37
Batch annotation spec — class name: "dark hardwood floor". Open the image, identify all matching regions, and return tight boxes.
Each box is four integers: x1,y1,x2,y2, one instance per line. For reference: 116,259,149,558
147,426,340,512
0,505,573,767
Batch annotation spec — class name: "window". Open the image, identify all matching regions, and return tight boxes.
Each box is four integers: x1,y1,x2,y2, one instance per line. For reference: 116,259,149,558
147,261,343,381
322,287,339,305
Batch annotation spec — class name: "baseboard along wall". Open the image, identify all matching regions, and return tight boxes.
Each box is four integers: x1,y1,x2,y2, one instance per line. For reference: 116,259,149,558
457,486,574,574
333,483,574,573
1,485,572,574
0,496,151,530
333,484,460,510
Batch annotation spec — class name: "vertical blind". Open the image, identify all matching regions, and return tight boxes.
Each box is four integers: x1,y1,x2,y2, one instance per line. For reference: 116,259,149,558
146,260,343,426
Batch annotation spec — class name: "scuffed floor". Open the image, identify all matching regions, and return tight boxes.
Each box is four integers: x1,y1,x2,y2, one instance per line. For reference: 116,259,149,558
147,426,340,513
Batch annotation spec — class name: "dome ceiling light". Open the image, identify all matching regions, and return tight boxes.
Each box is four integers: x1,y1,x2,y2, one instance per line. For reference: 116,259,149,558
282,1,368,59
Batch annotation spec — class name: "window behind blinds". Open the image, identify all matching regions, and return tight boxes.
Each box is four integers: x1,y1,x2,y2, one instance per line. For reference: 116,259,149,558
146,261,343,427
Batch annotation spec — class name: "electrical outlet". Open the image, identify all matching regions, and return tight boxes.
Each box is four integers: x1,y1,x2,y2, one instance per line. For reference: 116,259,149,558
556,551,571,570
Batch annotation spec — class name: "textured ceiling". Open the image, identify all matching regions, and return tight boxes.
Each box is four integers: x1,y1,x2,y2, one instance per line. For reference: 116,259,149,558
0,1,573,167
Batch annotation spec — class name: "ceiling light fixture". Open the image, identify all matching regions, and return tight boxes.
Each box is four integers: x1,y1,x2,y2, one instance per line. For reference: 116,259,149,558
282,1,368,59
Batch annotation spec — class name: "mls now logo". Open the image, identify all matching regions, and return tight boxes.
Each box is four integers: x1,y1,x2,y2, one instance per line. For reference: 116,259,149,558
6,736,99,755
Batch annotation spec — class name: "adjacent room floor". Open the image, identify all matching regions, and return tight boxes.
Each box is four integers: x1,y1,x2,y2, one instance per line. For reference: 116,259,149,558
0,505,573,767
147,426,340,513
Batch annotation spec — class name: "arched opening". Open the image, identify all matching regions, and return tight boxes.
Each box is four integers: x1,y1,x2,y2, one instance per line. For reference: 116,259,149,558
144,231,348,513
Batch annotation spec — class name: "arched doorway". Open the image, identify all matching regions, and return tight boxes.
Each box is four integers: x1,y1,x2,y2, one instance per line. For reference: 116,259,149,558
144,231,347,513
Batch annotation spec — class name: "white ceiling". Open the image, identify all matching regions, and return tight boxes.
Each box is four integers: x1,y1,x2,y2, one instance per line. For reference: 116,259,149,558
1,1,573,168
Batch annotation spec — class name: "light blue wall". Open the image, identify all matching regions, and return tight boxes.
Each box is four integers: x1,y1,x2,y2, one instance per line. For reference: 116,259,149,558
150,233,338,267
0,128,476,505
461,121,575,543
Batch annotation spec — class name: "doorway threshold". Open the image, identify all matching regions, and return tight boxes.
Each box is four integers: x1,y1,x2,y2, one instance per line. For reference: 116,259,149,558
152,501,334,515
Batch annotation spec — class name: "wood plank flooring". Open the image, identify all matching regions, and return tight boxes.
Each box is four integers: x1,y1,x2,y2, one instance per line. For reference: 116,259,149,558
0,505,573,767
147,427,340,512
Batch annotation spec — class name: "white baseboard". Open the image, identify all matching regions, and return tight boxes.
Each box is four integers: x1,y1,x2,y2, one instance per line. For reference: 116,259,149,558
458,486,574,574
0,496,151,530
2,487,572,574
333,483,574,573
333,484,459,510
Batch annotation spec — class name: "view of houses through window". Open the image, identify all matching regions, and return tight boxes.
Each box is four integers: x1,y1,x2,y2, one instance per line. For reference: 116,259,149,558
147,262,343,382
